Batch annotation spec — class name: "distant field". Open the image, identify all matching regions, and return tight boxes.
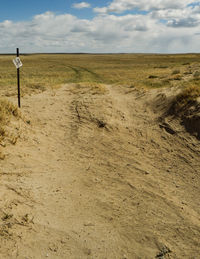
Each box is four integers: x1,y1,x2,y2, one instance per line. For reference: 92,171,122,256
0,53,200,96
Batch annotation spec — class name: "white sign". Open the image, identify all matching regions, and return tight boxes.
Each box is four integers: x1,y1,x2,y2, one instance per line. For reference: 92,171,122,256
13,57,23,69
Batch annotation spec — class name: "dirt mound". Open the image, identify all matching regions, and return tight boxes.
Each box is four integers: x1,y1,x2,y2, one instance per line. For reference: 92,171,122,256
148,85,200,139
0,84,199,258
160,86,200,139
183,111,200,139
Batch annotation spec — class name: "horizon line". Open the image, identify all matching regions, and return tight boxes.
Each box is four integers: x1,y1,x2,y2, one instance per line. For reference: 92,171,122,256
1,52,200,55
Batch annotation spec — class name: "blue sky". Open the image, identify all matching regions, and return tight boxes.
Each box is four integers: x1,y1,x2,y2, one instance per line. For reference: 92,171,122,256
0,0,200,53
0,0,107,21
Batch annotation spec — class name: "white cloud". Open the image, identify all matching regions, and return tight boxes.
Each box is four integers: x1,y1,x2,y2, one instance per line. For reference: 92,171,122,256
1,4,200,53
72,2,91,9
94,0,195,13
151,5,200,27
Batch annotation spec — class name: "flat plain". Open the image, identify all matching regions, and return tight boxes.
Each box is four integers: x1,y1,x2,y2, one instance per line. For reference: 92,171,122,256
0,54,200,258
1,53,200,93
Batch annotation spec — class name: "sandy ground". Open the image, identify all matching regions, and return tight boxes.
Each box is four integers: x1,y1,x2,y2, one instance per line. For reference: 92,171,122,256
0,84,200,258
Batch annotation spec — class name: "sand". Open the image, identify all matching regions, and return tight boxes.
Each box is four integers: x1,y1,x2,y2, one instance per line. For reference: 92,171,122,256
0,84,199,258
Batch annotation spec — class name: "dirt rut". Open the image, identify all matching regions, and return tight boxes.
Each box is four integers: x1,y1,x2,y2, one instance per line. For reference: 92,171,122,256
0,84,199,258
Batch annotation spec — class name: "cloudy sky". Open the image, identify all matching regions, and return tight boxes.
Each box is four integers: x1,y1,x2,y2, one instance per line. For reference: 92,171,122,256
0,0,200,53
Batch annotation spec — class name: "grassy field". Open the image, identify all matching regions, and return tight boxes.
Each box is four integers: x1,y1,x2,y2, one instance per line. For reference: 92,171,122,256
0,53,200,97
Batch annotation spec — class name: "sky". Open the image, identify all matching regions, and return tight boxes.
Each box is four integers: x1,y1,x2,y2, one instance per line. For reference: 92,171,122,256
0,0,200,53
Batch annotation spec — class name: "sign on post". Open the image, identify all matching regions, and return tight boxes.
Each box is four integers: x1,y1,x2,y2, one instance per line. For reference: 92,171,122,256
13,57,23,69
13,48,22,108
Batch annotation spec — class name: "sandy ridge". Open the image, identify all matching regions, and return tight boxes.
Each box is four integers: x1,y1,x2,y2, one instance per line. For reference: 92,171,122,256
0,84,199,258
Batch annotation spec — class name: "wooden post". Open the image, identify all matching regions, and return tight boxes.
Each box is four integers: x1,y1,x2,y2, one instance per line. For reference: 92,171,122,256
16,48,21,108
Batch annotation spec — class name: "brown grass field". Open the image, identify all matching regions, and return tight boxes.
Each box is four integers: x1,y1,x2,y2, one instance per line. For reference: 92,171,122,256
0,53,200,94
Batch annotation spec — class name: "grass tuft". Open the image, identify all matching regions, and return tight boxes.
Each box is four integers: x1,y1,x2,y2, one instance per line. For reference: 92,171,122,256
172,69,180,75
0,99,19,121
177,85,200,103
169,84,200,115
0,99,20,152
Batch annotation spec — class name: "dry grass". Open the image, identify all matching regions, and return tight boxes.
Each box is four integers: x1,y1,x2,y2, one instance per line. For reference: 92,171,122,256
0,99,20,155
169,84,200,115
69,82,108,95
1,53,200,97
177,84,200,102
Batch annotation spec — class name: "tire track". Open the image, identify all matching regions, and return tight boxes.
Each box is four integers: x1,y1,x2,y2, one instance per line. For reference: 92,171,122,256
67,65,103,82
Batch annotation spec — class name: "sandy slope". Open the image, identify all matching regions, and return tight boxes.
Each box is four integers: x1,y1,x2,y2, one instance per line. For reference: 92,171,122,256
0,84,200,258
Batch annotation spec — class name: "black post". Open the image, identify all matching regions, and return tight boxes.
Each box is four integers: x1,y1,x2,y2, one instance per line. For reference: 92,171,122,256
17,48,21,108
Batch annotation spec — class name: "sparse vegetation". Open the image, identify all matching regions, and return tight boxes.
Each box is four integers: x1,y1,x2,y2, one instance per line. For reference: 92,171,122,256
0,99,20,154
1,53,200,96
193,71,200,78
148,75,158,79
166,83,200,139
169,84,200,115
172,69,180,75
171,75,182,81
178,84,200,104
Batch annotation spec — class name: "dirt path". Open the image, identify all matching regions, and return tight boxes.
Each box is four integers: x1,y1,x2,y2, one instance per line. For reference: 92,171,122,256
0,84,200,258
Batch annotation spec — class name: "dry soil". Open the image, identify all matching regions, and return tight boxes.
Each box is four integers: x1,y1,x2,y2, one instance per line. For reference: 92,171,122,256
0,84,199,258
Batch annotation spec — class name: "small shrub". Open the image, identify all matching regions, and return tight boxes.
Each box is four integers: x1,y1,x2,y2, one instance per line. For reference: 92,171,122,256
0,99,20,148
184,71,192,75
172,75,182,81
178,85,200,101
145,81,166,88
148,75,158,79
172,69,180,75
154,66,168,69
169,85,200,115
193,71,200,77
